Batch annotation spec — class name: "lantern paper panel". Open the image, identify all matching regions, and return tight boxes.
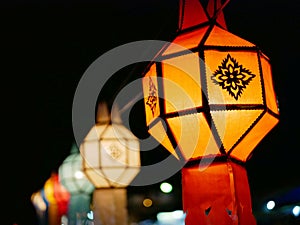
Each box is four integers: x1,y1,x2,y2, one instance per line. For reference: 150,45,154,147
142,0,279,163
80,102,141,188
182,161,257,225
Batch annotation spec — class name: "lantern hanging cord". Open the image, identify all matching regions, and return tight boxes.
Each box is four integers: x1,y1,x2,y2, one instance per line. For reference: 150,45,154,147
119,91,143,115
106,2,179,109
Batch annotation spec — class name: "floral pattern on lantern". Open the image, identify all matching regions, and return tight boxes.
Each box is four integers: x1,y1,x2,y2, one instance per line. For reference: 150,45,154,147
211,54,256,100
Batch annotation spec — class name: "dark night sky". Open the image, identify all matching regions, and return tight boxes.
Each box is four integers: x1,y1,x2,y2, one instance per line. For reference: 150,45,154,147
2,0,300,224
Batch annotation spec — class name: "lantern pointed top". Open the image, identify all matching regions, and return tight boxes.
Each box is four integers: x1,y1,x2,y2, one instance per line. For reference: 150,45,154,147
96,101,122,124
206,0,228,30
178,0,230,32
70,142,79,154
96,101,110,123
178,0,208,32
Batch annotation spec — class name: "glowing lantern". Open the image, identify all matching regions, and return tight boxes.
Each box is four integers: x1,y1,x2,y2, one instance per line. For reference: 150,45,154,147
142,0,279,224
80,101,141,225
43,172,70,225
31,190,48,225
58,143,95,225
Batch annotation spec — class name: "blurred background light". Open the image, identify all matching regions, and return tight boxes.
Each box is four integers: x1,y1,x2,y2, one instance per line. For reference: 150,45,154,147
156,210,185,225
143,198,153,208
160,182,173,194
74,170,84,179
87,210,94,220
266,200,276,210
292,205,300,217
171,210,184,219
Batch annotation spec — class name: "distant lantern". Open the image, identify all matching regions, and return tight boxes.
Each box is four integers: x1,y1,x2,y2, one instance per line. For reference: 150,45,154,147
80,101,141,225
58,143,95,225
142,0,279,224
31,190,48,225
43,172,70,225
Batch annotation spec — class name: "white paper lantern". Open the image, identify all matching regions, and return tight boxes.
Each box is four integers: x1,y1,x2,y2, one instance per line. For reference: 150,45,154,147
80,102,140,188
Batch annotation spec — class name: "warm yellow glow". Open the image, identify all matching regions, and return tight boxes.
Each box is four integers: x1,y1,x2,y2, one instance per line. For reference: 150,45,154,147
205,26,255,47
163,27,208,56
143,198,153,207
142,20,279,162
44,176,56,203
162,54,202,113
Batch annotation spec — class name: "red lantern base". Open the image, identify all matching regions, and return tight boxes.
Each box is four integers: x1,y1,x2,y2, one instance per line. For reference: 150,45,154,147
182,160,257,225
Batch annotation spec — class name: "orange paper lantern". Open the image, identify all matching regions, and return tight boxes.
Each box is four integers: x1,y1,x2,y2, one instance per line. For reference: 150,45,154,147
142,0,279,224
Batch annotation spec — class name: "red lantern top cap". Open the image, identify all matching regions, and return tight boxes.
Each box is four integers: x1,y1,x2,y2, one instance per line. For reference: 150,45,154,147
178,0,229,32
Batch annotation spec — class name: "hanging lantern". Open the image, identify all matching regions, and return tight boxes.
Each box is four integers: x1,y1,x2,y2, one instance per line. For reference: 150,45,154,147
142,0,279,224
31,190,48,225
43,172,71,225
80,101,141,225
58,143,95,225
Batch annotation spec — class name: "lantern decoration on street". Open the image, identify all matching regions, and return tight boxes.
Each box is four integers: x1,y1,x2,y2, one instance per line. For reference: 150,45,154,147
142,0,279,224
80,101,141,225
58,143,95,225
42,172,71,225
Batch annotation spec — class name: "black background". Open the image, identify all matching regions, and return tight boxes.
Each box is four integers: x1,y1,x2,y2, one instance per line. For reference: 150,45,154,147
2,0,300,224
